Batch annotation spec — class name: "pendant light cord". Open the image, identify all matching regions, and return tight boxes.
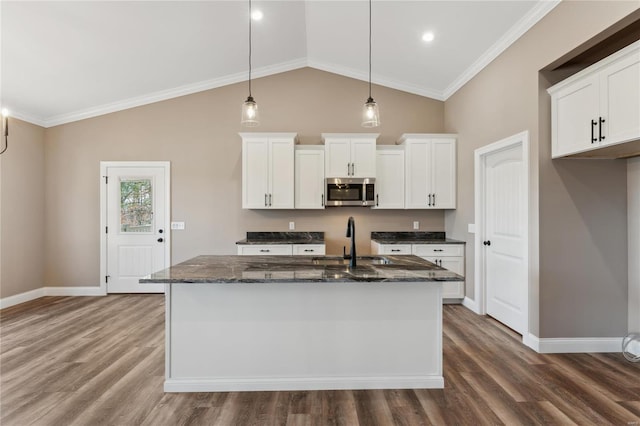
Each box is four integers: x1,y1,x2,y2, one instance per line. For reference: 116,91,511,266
368,0,372,100
248,0,252,98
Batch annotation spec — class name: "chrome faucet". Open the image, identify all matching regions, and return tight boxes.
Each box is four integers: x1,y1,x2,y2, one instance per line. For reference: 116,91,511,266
345,216,356,268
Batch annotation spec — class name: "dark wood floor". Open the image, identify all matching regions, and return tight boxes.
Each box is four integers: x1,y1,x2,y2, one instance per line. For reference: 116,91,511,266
1,295,639,425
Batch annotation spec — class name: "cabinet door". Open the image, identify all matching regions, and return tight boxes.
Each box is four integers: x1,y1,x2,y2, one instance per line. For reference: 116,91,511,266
552,75,599,158
242,138,269,209
405,140,430,208
430,139,456,209
422,256,465,299
295,149,325,209
324,139,351,178
268,138,295,209
600,53,640,146
237,245,293,255
374,149,404,209
350,139,376,177
292,244,326,255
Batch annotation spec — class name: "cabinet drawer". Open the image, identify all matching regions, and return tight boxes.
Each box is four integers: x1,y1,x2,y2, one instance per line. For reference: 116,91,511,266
412,244,463,257
292,244,326,255
237,245,293,256
375,244,412,255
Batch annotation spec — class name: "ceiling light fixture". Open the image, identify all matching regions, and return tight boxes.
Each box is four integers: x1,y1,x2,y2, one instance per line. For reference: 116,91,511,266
422,32,435,43
0,109,8,155
361,0,380,128
241,0,259,127
251,10,263,21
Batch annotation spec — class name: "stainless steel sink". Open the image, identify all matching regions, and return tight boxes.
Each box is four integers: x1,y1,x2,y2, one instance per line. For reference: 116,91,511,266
311,256,393,266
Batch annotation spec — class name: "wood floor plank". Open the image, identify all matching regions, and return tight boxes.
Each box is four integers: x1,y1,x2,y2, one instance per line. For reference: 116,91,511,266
1,295,639,425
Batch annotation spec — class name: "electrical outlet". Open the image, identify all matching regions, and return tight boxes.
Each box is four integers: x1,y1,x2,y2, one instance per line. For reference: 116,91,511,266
413,221,419,230
289,221,295,230
171,221,185,230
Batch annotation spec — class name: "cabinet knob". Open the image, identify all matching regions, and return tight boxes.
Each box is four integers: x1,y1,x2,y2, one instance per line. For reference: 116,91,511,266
599,117,606,141
260,249,270,253
591,120,598,143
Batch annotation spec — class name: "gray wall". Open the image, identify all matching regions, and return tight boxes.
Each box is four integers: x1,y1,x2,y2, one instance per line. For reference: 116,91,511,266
444,1,636,338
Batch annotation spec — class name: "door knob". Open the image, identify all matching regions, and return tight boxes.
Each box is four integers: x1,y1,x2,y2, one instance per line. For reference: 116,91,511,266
158,229,164,234
483,240,491,246
157,238,164,243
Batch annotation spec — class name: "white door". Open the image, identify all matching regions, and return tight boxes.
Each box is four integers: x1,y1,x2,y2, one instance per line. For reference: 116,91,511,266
405,140,430,208
483,143,527,334
268,137,295,209
324,138,351,178
600,52,640,146
431,138,456,209
374,149,404,209
350,138,376,177
295,148,325,209
553,75,599,157
104,163,169,293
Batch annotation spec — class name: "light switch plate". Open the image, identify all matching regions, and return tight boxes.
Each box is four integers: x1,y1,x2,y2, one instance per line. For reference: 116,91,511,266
289,222,295,230
413,221,419,230
171,221,185,230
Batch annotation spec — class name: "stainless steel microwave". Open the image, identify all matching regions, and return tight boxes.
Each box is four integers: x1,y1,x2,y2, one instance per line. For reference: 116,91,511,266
325,178,376,207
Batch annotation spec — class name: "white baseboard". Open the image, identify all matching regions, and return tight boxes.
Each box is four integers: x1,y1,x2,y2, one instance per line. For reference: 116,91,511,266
0,286,106,309
164,376,445,393
526,333,624,353
462,296,480,314
0,288,45,309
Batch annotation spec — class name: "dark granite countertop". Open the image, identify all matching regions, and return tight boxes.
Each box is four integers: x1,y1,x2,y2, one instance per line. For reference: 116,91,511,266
236,232,325,245
370,232,465,245
140,255,463,284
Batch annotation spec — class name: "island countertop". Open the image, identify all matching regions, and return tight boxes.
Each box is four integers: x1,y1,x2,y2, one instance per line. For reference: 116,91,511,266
140,255,463,284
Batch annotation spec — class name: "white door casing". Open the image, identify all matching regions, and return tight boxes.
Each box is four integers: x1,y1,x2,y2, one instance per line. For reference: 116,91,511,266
474,132,529,339
100,162,170,294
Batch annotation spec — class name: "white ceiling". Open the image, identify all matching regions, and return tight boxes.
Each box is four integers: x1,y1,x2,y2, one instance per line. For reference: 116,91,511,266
1,1,559,127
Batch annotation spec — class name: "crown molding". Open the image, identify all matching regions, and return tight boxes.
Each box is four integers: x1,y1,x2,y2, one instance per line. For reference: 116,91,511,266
6,111,48,128
41,58,308,128
307,58,445,101
442,0,561,100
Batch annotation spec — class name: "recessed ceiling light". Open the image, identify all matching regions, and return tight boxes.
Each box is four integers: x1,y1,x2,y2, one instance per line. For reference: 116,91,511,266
251,10,263,21
422,32,435,43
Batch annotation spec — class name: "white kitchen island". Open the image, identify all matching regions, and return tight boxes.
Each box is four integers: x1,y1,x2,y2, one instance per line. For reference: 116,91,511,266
141,255,463,392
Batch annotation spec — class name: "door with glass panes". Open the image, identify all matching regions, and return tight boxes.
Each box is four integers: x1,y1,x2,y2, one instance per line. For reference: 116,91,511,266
103,163,169,293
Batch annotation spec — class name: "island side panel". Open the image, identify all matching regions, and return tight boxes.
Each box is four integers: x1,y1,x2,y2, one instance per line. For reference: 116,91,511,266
165,281,443,392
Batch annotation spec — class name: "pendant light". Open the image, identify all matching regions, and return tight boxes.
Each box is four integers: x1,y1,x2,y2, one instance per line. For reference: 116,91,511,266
361,0,380,128
241,0,259,127
0,109,8,155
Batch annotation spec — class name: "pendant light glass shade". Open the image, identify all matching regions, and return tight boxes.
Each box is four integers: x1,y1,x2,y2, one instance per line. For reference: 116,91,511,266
241,96,259,127
362,97,380,128
361,0,379,128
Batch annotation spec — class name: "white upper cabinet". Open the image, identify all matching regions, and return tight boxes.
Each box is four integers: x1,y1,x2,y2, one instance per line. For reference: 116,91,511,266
399,134,457,209
241,133,296,209
295,146,325,209
322,133,378,178
549,40,640,158
374,147,405,209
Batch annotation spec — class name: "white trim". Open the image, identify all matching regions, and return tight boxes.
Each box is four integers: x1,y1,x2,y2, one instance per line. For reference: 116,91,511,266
443,0,560,99
0,288,45,309
100,161,171,295
307,58,445,101
474,131,530,336
43,286,105,297
462,296,480,314
35,59,307,128
164,376,445,393
531,336,624,354
0,286,106,309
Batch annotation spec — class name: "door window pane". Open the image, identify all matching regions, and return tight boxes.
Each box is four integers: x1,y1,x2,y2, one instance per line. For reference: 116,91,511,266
120,179,153,233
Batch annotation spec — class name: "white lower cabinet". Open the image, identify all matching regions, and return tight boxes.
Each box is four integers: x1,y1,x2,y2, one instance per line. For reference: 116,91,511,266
238,244,326,256
371,241,465,301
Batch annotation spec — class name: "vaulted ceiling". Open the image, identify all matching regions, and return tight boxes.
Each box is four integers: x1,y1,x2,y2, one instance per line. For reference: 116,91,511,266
1,1,558,127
